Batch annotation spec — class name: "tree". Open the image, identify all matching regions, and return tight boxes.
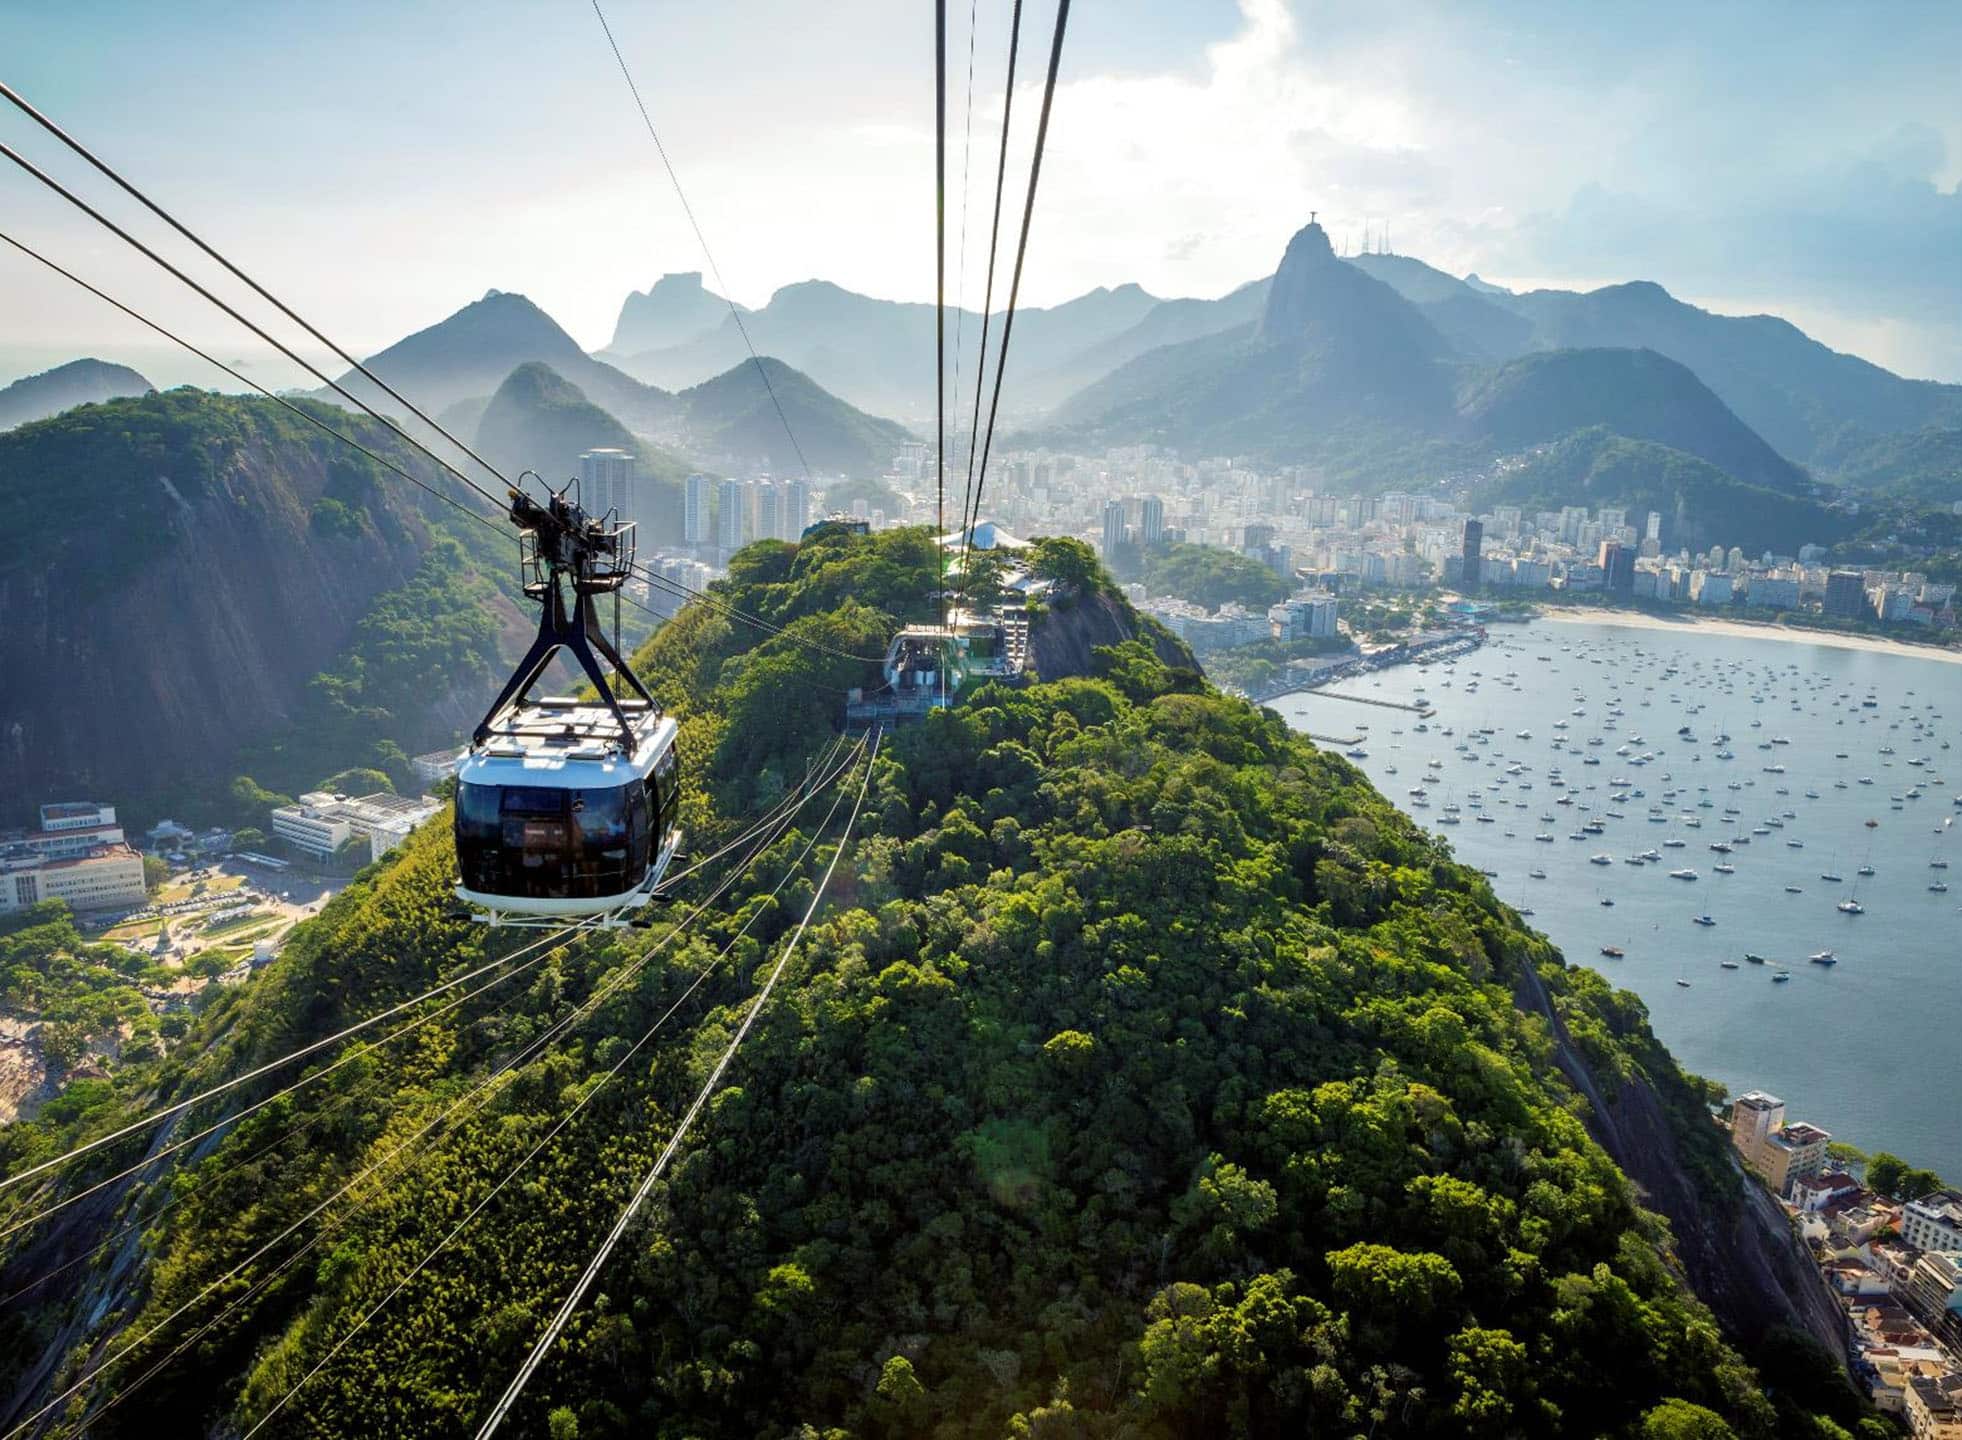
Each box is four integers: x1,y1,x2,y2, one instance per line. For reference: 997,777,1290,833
228,775,293,824
1028,536,1100,593
1898,1167,1945,1201
1639,1398,1736,1439
1142,541,1289,611
1865,1152,1909,1197
318,766,394,796
142,855,171,893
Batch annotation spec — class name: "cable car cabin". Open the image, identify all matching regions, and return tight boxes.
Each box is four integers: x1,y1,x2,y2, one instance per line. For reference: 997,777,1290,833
455,697,680,927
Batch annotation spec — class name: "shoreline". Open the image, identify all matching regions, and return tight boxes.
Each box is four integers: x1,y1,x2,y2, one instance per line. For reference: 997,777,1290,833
1539,607,1962,666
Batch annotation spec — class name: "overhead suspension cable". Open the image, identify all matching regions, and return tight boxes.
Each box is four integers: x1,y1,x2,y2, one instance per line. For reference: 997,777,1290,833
0,225,875,677
0,913,598,1440
0,227,506,532
475,730,882,1437
936,0,949,637
0,922,583,1244
956,0,1070,614
242,739,873,1437
957,0,1026,553
0,923,582,1196
10,761,842,1439
0,79,515,496
0,936,555,1311
632,564,887,663
0,139,514,521
589,0,813,483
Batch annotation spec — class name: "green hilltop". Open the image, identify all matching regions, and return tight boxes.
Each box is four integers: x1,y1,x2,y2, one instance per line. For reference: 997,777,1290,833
0,530,1884,1439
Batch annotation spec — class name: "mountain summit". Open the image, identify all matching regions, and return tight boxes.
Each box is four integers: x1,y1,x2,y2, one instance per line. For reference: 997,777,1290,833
607,271,744,356
335,290,674,430
0,357,154,431
1258,220,1455,379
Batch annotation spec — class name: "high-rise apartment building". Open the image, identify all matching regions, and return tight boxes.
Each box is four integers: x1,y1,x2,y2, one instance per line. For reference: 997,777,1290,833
1139,494,1165,547
1101,499,1128,559
683,473,712,546
1824,570,1866,618
778,479,811,541
1597,540,1634,594
1461,519,1484,586
718,478,752,552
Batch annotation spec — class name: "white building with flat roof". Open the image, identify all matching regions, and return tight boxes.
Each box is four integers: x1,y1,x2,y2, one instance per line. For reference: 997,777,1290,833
1903,1192,1962,1255
0,803,146,914
1,843,147,914
271,792,443,864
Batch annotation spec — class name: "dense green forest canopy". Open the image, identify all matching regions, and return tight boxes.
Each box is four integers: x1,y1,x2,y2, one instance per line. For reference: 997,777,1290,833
1478,428,1849,557
1141,541,1291,611
0,528,1883,1439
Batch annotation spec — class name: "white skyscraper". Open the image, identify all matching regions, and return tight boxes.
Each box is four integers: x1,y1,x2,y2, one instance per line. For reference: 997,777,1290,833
717,478,752,551
683,473,712,546
780,478,811,540
1139,494,1165,547
580,449,638,541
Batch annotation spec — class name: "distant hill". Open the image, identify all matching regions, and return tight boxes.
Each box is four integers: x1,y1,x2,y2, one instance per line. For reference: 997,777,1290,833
611,277,1161,421
331,290,676,432
1482,427,1850,556
0,389,518,817
1343,255,1962,472
1488,280,1962,471
1458,348,1811,493
474,361,639,479
1028,277,1272,404
676,357,914,475
605,271,745,356
1813,425,1962,501
1053,222,1461,464
0,358,153,431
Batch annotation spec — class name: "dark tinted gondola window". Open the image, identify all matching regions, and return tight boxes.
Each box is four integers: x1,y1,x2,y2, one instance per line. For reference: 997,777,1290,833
455,781,648,900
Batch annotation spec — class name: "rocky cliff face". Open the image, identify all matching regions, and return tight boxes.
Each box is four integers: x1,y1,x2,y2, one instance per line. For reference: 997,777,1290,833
0,393,446,812
1028,588,1193,680
1512,957,1845,1353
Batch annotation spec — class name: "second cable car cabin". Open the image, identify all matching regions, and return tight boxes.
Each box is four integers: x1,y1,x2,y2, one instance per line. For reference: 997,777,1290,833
455,482,680,927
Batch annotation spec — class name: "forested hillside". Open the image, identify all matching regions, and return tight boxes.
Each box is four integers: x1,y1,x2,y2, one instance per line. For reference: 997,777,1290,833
0,527,1884,1439
0,388,522,824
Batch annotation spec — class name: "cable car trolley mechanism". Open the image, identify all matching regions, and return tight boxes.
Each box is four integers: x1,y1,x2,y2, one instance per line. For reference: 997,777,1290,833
454,480,680,927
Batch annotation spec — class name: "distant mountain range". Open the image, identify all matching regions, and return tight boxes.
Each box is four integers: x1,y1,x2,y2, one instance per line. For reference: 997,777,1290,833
0,357,152,431
593,231,1960,498
1345,254,1962,473
603,280,1164,422
1046,222,1901,550
311,289,915,484
330,290,677,432
26,212,1957,538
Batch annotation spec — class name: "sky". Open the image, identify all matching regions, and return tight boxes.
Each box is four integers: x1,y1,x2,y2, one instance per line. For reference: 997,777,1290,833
2,0,1959,391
